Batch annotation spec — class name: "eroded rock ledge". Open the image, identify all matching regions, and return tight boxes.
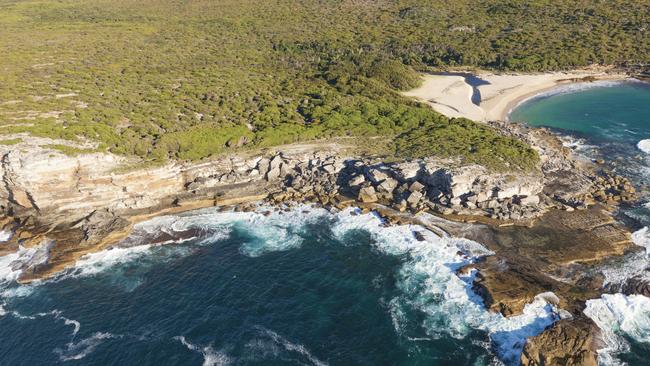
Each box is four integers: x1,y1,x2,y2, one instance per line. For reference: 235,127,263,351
0,124,638,365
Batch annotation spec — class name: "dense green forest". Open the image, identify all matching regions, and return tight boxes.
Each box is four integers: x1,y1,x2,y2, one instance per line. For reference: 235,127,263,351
0,0,647,170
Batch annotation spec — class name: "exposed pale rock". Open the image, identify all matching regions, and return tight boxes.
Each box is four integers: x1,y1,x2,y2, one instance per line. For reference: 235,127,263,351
321,163,337,174
408,181,425,193
11,189,34,209
366,168,389,184
358,186,378,203
378,178,398,193
407,190,423,205
349,175,365,187
519,195,540,206
521,318,598,366
266,167,281,181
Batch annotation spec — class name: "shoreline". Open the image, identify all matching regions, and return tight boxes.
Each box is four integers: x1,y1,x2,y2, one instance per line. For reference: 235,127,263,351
402,69,631,122
502,76,635,122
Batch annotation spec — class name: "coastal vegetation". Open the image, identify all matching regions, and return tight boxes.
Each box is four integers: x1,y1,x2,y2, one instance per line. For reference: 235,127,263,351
0,0,647,169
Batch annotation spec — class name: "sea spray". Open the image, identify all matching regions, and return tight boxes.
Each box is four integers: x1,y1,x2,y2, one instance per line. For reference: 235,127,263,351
600,227,650,288
212,206,565,365
584,294,650,365
637,140,650,155
0,205,564,365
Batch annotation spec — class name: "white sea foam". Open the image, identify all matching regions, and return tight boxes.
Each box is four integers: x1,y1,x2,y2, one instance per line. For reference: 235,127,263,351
0,205,563,364
66,244,155,278
262,328,328,366
0,240,53,285
588,228,650,364
55,332,117,361
0,230,13,242
174,336,232,366
0,252,21,284
242,207,562,365
637,139,650,154
584,294,650,365
50,310,81,337
601,227,650,287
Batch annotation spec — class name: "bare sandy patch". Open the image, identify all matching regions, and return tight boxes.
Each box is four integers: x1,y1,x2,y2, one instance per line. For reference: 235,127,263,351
403,69,629,122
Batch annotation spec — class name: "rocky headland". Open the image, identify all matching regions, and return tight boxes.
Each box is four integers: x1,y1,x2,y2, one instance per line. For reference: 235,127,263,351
0,120,642,365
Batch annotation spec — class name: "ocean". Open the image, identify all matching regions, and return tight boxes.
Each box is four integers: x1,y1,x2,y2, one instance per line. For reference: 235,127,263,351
0,207,558,366
510,80,650,365
0,81,649,365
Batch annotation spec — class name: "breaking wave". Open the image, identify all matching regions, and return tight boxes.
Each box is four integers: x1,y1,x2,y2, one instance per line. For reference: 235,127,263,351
236,207,564,365
601,227,650,287
637,139,650,154
587,227,650,365
584,294,650,365
174,336,232,366
0,205,566,364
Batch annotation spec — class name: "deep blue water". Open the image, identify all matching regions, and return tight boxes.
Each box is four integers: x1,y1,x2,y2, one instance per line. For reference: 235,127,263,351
2,81,649,366
0,209,527,366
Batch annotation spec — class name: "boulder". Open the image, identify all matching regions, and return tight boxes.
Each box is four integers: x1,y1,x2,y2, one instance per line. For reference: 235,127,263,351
366,168,389,184
257,158,270,176
266,166,281,181
519,195,540,206
409,181,425,193
378,178,398,193
407,190,423,205
476,192,489,202
358,186,378,203
348,175,365,187
497,185,520,200
269,154,283,170
321,164,337,174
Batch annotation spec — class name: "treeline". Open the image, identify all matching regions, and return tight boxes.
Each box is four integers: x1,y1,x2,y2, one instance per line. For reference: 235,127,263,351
0,0,647,170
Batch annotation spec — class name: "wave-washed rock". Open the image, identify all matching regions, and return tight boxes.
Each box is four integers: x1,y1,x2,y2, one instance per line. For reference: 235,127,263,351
0,124,638,365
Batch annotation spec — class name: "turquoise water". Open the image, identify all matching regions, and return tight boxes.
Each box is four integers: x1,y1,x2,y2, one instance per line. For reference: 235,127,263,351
510,81,650,142
0,207,559,365
510,80,650,364
2,82,649,366
510,81,650,186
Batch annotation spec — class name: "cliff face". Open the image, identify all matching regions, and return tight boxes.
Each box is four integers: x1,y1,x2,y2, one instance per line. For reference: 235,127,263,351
0,149,180,221
0,123,633,262
0,141,346,231
0,129,639,365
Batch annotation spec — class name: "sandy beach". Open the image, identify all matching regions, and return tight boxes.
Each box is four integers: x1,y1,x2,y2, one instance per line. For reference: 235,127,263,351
402,69,629,122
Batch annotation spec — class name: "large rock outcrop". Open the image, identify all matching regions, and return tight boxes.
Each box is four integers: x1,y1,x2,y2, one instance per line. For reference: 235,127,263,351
521,317,599,366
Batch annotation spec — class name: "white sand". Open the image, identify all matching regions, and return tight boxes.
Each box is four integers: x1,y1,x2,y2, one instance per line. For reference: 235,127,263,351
402,69,629,122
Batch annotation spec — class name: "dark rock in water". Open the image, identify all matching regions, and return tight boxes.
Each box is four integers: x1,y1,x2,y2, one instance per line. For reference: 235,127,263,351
620,275,650,297
521,317,598,366
413,231,426,241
